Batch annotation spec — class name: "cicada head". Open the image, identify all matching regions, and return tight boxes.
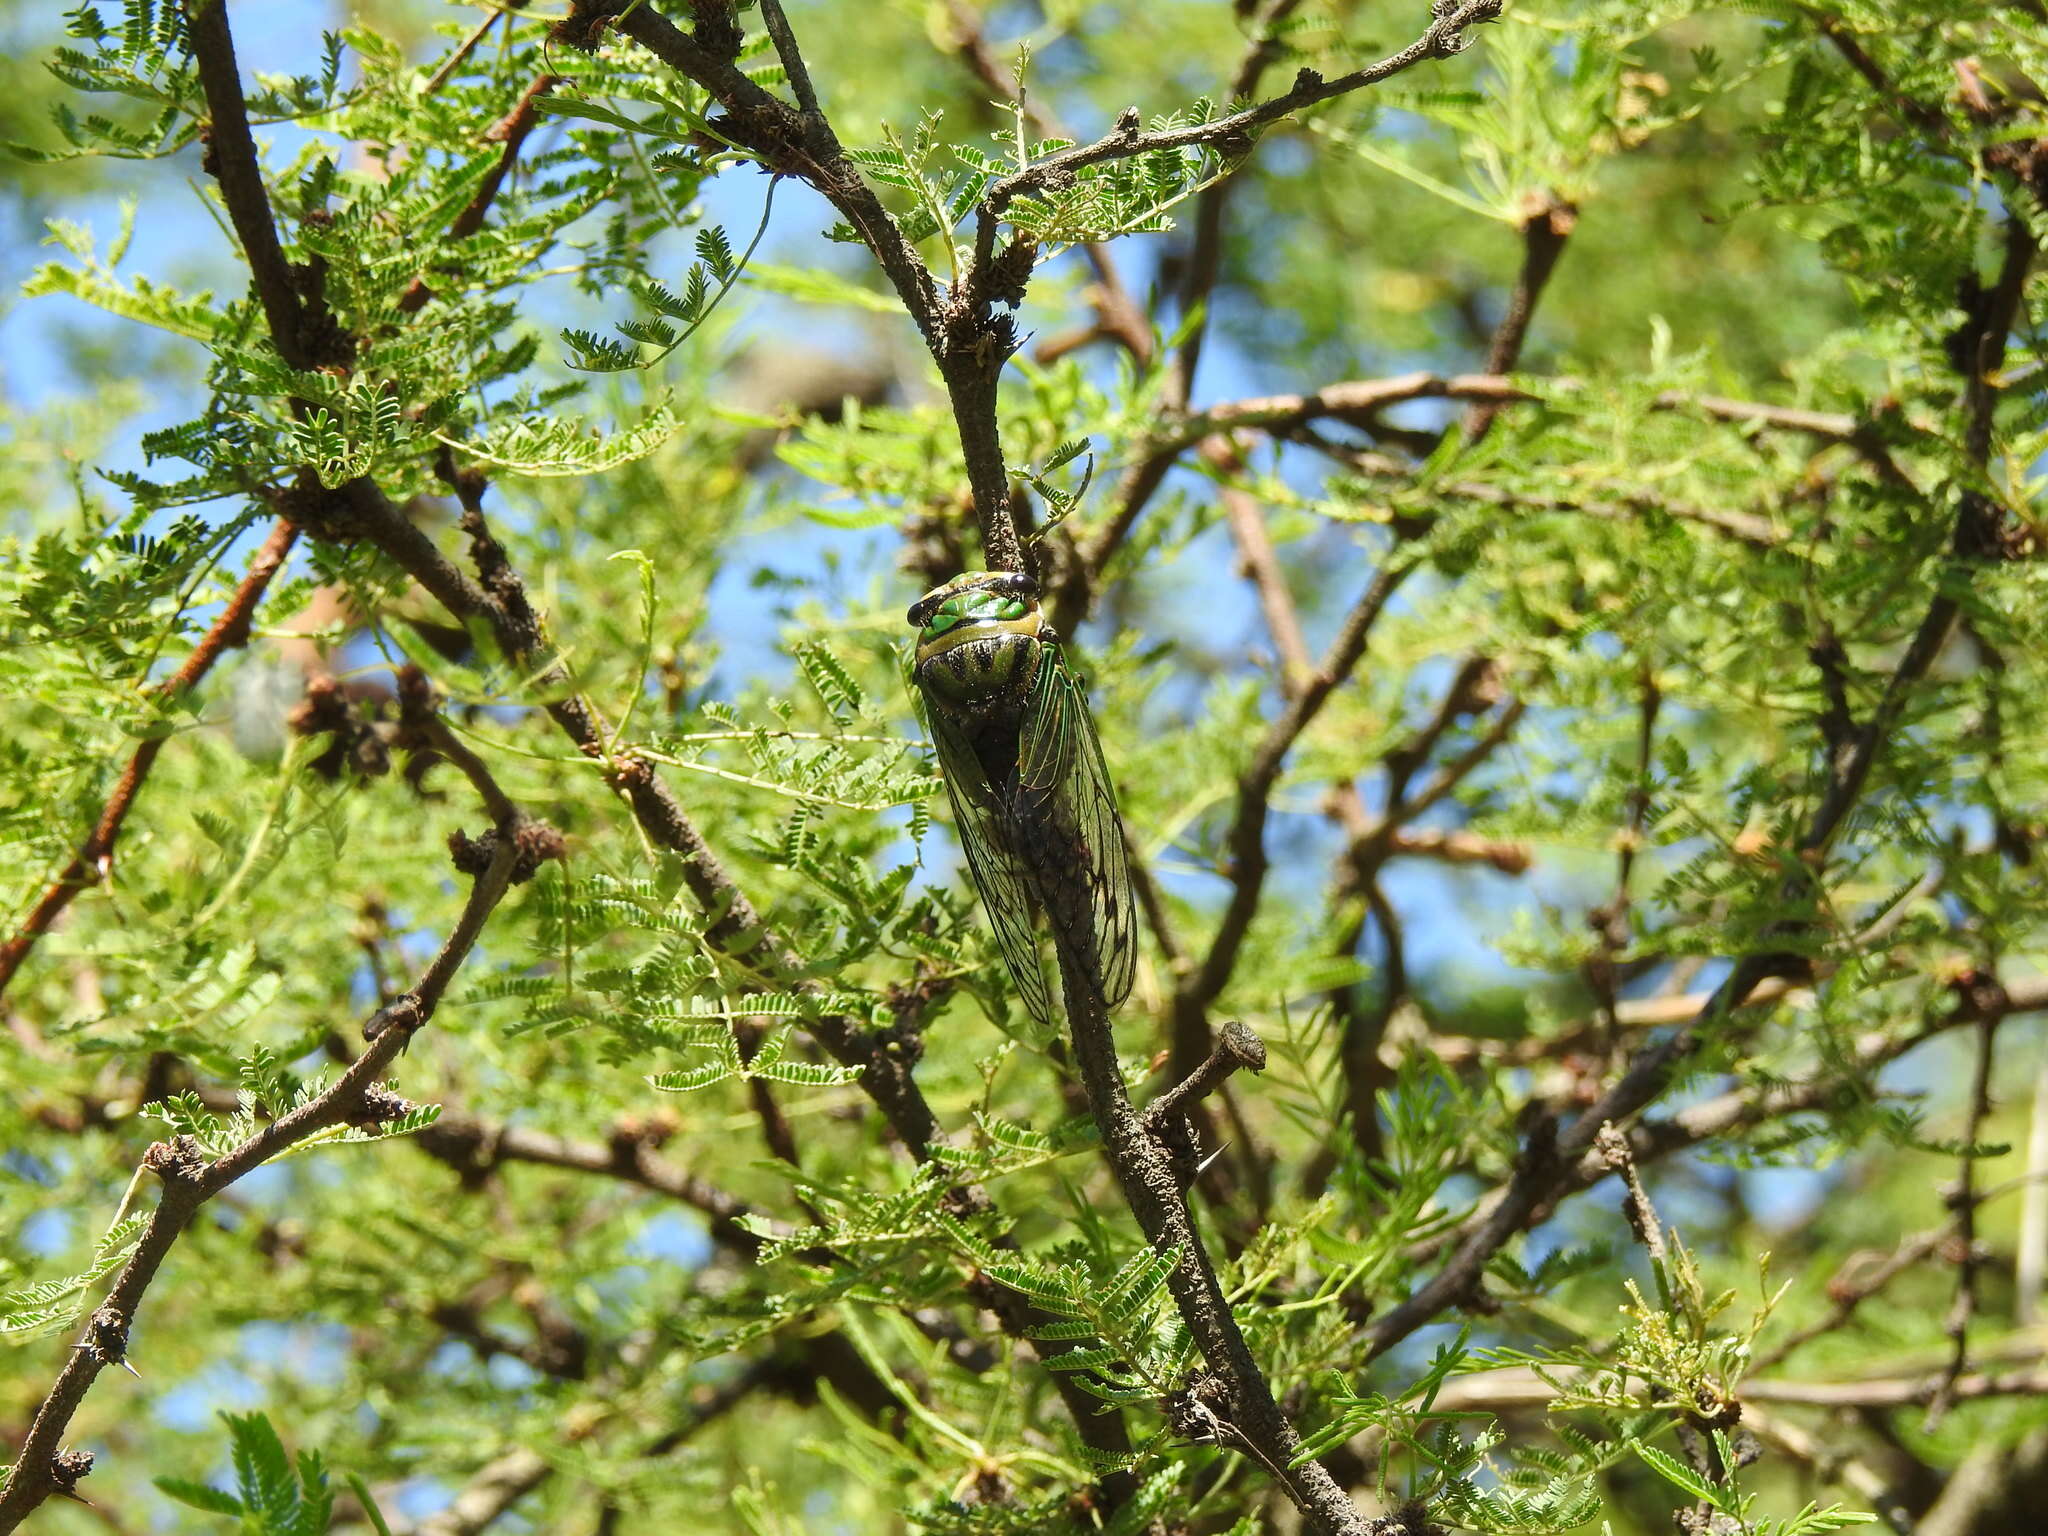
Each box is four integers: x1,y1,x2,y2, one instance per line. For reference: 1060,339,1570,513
908,570,1048,710
906,570,1039,631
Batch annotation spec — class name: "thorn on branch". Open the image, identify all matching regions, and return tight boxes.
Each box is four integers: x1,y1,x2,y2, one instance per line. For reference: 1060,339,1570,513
1164,1369,1239,1446
75,1307,130,1372
985,238,1037,308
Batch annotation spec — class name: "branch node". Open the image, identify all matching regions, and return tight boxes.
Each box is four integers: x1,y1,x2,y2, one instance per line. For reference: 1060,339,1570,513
77,1307,130,1369
50,1449,93,1498
1164,1369,1239,1445
1144,1020,1266,1132
141,1135,209,1187
450,820,565,885
363,997,424,1044
347,1083,417,1129
551,0,617,54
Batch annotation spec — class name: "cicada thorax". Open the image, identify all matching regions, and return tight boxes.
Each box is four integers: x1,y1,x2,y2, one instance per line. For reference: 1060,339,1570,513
910,574,1052,784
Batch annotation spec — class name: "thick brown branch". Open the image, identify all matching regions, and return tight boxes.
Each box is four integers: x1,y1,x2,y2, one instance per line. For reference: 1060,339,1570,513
1059,957,1367,1534
187,0,323,368
755,0,819,117
1744,1364,2048,1409
1182,371,1895,464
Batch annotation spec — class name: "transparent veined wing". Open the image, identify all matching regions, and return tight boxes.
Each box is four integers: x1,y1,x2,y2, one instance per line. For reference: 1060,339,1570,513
924,704,1058,1030
1016,642,1136,1012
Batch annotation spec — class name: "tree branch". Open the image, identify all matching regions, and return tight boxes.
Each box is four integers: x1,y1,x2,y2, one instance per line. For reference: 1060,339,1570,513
1926,1009,2001,1428
1169,560,1407,1074
0,831,524,1530
755,0,819,118
397,70,563,314
0,516,299,1001
1163,0,1309,408
941,1,1152,363
1059,963,1370,1534
981,0,1502,215
187,0,327,368
1462,193,1576,441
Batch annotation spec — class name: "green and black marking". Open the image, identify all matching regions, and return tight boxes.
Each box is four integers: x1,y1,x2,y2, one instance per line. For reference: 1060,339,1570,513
908,571,1136,1029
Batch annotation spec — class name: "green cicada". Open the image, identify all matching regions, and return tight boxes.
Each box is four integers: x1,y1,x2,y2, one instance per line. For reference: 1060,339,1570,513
908,571,1136,1028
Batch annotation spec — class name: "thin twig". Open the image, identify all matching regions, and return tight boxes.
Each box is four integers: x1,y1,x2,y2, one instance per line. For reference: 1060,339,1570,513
1400,976,2048,1287
1169,560,1408,1074
941,1,1152,363
1926,1011,2001,1429
398,71,563,314
980,0,1503,215
0,517,299,1001
1164,0,1307,408
0,832,524,1529
755,0,820,116
1750,1228,1950,1376
1462,193,1576,441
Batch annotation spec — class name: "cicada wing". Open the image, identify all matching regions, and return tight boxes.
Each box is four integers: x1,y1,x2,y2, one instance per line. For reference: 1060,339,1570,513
924,701,1058,1031
1017,642,1137,1013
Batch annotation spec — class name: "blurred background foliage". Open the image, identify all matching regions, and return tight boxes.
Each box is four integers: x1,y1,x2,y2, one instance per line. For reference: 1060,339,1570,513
2,0,2046,1533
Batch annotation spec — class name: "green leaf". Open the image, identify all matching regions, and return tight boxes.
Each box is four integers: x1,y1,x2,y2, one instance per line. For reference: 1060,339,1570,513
1630,1441,1725,1508
153,1477,246,1516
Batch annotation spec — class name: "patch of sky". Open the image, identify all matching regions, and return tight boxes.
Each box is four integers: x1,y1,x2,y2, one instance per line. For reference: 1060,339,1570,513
18,1206,71,1258
487,1352,542,1392
239,1318,353,1389
152,1354,267,1432
3,1145,62,1187
392,1475,458,1523
629,1207,714,1270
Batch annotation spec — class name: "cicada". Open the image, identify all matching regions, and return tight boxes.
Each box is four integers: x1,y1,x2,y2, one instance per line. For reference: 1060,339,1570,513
908,571,1136,1028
